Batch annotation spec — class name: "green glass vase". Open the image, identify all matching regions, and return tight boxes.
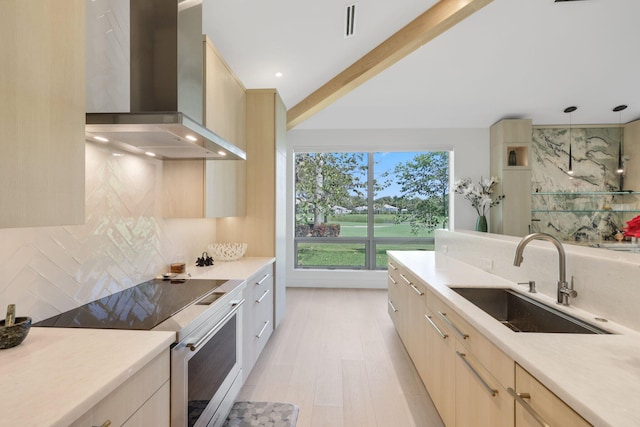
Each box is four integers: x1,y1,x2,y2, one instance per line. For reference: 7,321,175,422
476,215,488,232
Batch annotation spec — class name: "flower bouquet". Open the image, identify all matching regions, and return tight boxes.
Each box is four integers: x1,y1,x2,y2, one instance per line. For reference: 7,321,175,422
453,177,505,231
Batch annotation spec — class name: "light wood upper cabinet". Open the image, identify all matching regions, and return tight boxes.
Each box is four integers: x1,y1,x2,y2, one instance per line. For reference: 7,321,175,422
0,0,85,228
162,37,246,218
623,120,640,191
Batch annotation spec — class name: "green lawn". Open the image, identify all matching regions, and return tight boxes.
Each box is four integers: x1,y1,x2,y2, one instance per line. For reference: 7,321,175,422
296,214,439,268
296,242,434,269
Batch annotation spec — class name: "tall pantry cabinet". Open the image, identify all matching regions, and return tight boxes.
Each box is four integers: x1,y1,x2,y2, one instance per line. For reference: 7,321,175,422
217,89,287,327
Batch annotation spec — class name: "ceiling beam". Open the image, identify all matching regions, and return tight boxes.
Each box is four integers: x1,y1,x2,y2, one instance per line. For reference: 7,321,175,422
286,0,493,130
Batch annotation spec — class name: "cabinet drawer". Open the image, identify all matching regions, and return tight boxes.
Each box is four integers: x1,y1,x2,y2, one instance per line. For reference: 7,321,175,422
513,364,591,427
398,267,427,306
427,290,513,389
455,341,513,427
70,350,170,427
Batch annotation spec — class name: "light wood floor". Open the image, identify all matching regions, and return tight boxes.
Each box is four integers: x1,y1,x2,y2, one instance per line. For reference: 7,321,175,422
237,288,445,427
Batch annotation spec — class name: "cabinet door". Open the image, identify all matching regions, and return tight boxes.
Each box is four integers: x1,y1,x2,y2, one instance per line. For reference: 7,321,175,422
242,263,275,380
513,364,591,427
70,351,170,427
455,341,512,427
0,0,85,228
387,265,400,329
423,306,456,427
123,382,170,427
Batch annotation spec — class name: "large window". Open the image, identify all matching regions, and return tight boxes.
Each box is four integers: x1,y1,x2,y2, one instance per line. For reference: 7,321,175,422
294,151,449,270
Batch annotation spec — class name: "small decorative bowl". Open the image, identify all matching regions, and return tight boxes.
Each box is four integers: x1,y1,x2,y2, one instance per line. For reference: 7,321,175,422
208,243,248,261
0,317,32,350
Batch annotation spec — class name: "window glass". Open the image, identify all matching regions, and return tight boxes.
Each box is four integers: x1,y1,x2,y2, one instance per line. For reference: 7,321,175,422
294,151,448,270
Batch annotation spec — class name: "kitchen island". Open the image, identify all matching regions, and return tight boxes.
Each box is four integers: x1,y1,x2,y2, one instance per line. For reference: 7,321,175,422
389,248,640,427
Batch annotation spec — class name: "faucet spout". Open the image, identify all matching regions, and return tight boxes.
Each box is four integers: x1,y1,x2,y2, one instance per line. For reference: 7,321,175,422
513,232,573,304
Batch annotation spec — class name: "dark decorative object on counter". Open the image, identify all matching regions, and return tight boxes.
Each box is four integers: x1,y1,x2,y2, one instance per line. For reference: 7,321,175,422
196,252,214,267
508,150,517,166
1,305,31,349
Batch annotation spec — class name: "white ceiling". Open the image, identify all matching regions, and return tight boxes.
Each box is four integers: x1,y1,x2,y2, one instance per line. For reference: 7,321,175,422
203,0,640,130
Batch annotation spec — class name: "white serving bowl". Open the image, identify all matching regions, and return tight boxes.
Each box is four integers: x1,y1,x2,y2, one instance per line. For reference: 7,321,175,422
208,243,248,261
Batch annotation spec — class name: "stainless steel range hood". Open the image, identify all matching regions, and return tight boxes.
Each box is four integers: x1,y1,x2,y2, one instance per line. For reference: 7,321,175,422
85,0,245,160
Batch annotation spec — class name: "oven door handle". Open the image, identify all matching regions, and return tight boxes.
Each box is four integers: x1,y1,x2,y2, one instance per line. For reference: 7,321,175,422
186,298,245,351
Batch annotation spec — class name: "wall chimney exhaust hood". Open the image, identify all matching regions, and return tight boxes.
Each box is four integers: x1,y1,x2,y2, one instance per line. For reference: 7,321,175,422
85,0,245,160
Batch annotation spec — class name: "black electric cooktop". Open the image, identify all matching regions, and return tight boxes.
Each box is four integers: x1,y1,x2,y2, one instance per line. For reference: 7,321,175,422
34,278,228,330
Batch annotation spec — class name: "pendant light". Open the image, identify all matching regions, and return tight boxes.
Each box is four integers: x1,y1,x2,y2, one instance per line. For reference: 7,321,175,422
564,106,577,175
613,104,627,174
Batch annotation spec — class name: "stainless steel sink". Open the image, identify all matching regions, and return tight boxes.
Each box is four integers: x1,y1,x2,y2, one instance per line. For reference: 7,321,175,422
451,287,611,334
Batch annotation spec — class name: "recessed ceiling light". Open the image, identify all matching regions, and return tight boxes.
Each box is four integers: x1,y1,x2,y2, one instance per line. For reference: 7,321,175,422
185,134,197,141
145,151,156,157
218,151,227,156
112,153,124,157
94,136,109,142
275,72,283,78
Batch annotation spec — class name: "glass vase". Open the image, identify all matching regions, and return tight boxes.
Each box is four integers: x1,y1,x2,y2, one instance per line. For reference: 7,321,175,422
476,215,488,232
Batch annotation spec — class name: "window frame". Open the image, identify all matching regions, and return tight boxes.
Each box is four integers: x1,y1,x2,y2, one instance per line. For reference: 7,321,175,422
293,151,444,270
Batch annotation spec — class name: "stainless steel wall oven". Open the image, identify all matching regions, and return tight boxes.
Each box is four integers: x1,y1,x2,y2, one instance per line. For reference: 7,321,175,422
171,289,244,427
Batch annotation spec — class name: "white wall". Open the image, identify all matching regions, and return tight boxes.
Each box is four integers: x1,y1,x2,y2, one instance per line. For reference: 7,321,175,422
286,128,490,288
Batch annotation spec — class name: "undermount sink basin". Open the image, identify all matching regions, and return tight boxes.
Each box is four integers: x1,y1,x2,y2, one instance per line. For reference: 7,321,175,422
451,287,611,334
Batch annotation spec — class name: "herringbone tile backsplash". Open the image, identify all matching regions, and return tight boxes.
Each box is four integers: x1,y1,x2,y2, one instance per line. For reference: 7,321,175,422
0,143,217,322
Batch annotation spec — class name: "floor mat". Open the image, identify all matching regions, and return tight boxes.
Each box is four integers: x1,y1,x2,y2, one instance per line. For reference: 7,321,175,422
223,401,299,427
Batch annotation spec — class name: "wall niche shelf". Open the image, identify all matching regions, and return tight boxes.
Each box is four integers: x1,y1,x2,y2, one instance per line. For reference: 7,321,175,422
505,145,529,168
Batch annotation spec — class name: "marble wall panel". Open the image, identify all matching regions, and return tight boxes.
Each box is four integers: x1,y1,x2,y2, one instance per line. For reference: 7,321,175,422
530,126,639,242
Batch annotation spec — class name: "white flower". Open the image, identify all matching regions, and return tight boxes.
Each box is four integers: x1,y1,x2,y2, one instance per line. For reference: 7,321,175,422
453,176,504,216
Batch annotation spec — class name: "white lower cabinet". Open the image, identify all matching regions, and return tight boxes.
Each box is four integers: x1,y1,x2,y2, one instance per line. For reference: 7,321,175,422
511,364,591,427
242,262,275,381
70,350,170,427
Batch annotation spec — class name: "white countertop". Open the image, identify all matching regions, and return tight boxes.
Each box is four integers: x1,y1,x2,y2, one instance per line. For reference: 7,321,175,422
188,257,275,280
0,328,175,427
389,250,640,427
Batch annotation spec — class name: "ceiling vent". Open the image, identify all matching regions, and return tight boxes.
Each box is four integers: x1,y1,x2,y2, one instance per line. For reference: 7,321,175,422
345,4,356,38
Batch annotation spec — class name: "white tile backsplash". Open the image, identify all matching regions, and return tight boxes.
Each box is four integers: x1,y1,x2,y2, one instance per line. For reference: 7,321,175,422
0,142,218,322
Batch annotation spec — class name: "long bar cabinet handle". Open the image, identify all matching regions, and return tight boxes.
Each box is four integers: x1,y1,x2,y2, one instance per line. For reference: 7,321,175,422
424,314,447,339
388,262,397,271
507,387,552,427
400,273,411,285
388,275,397,285
456,351,498,397
437,311,469,340
93,421,111,427
388,300,398,312
256,321,270,339
187,299,245,351
410,284,424,296
256,274,270,286
256,289,270,303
